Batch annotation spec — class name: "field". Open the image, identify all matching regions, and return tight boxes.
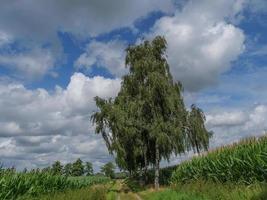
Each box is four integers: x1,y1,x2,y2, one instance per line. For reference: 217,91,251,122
171,135,267,184
0,170,110,200
1,135,267,199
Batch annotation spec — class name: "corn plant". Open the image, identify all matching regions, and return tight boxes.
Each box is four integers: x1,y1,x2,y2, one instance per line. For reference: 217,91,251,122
0,170,110,200
171,135,267,184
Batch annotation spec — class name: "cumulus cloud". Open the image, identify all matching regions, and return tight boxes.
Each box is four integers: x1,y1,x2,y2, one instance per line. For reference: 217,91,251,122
206,111,248,128
148,0,245,91
206,104,267,147
0,0,173,41
75,40,128,77
0,0,174,80
0,49,56,79
0,73,120,169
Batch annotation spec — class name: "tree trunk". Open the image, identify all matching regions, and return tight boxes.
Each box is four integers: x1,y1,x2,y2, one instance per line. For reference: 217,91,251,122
195,140,200,155
144,147,148,184
196,144,200,155
154,141,160,190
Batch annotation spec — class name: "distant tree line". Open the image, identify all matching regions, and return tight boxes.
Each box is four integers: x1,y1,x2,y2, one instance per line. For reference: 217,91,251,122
39,158,93,176
14,159,116,178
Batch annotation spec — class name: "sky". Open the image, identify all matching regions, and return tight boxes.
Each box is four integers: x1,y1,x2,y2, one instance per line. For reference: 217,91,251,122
0,0,267,171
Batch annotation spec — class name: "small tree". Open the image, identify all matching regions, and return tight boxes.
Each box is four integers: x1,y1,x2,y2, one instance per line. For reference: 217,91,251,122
101,162,115,178
51,161,63,175
72,158,84,176
85,162,94,176
64,163,72,176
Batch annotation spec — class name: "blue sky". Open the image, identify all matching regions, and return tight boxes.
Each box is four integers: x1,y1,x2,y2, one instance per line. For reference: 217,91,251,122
0,0,267,171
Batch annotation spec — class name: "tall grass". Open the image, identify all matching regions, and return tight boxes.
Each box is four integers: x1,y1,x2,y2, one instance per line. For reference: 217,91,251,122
171,135,267,184
30,185,108,200
0,169,110,200
140,181,266,200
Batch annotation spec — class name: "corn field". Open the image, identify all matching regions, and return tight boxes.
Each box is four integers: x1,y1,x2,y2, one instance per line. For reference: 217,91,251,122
0,170,110,200
171,135,267,184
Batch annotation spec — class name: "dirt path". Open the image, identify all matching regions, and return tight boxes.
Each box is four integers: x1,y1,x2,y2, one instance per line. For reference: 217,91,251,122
134,193,142,200
107,180,142,200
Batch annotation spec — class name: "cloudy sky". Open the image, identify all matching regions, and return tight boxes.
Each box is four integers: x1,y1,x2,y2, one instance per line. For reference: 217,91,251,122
0,0,267,171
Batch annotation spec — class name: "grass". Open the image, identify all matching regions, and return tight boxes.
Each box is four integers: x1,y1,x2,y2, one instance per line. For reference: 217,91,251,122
26,184,108,200
106,180,119,200
139,181,267,200
120,192,139,200
140,189,204,200
19,179,267,200
31,180,141,200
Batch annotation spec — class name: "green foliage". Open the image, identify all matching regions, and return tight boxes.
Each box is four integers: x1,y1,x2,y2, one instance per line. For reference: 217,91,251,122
123,178,144,192
41,167,51,173
251,187,267,200
91,36,211,188
101,162,115,179
63,163,72,176
67,176,109,188
28,184,108,200
71,158,84,176
84,162,94,176
0,169,110,200
171,135,267,184
114,171,128,179
173,181,266,200
140,189,203,200
51,161,63,175
140,181,266,200
146,166,177,185
187,104,213,154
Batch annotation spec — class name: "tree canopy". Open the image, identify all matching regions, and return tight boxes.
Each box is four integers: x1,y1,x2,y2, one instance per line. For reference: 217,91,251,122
101,162,115,178
91,36,212,189
85,162,94,176
51,161,63,175
71,158,84,176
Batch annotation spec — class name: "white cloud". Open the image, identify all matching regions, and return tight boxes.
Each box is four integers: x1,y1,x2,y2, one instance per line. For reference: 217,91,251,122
245,105,267,131
206,104,267,147
0,0,174,80
0,0,174,41
0,122,22,136
0,31,12,47
206,111,248,128
75,40,128,77
148,0,245,91
0,49,55,79
0,73,120,169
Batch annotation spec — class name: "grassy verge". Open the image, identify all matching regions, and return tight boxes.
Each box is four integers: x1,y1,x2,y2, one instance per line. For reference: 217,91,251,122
24,184,109,200
106,180,119,200
139,181,267,200
140,189,203,200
